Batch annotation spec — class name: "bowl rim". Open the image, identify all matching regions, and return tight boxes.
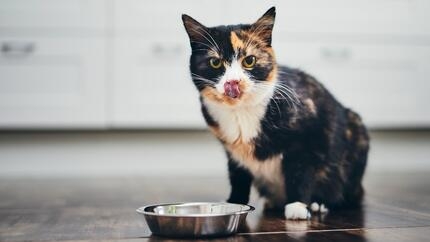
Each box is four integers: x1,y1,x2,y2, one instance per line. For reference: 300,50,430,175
136,202,255,217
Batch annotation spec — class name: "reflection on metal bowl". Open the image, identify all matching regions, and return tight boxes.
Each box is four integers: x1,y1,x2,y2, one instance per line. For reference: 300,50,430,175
136,202,254,238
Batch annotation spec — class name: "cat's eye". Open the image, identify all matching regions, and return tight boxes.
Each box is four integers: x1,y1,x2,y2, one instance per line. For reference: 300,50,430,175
242,55,256,68
209,58,222,69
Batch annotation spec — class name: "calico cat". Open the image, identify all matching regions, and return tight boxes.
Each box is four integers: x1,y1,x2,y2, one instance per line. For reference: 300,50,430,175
182,7,369,219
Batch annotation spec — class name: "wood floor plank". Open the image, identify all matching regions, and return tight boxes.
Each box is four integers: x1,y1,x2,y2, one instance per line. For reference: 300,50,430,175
11,227,430,242
364,172,430,214
0,173,429,241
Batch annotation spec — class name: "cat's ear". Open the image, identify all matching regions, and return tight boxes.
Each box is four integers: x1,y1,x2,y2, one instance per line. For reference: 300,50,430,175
251,7,276,45
182,14,208,44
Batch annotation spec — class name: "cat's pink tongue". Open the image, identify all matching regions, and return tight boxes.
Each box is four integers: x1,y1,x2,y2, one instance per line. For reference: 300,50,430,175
224,80,241,98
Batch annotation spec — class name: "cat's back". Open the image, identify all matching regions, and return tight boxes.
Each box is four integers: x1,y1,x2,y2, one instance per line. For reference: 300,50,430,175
275,65,369,153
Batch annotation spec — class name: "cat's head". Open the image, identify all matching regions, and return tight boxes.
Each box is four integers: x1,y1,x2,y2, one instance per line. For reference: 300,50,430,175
182,7,277,107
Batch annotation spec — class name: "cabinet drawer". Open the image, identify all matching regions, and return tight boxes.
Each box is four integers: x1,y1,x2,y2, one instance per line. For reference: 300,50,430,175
115,0,429,36
274,42,430,127
0,37,106,128
112,38,430,128
0,0,107,31
113,0,238,35
112,37,205,128
235,0,428,36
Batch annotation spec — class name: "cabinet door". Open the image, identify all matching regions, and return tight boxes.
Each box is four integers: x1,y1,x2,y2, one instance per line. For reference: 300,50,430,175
114,0,235,36
0,37,106,128
274,41,430,128
0,0,106,31
112,37,205,128
233,0,428,36
112,0,430,129
112,0,234,128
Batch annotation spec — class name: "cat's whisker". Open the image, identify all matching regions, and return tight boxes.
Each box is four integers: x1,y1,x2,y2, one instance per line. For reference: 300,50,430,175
192,77,215,84
276,90,298,111
193,78,211,84
251,84,277,97
244,34,259,50
277,70,301,78
192,48,210,52
270,96,283,118
275,85,301,105
191,73,216,83
190,27,220,52
274,83,301,102
190,41,218,54
244,23,267,49
273,86,299,108
254,82,299,110
243,24,263,48
193,80,215,89
198,27,220,52
191,73,218,88
250,84,280,112
254,78,301,105
272,89,295,109
250,84,292,111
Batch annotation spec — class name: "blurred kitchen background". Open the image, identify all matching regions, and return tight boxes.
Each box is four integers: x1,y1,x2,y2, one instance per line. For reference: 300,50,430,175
1,0,429,178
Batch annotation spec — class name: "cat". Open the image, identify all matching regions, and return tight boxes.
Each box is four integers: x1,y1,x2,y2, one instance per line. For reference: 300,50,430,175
182,7,369,219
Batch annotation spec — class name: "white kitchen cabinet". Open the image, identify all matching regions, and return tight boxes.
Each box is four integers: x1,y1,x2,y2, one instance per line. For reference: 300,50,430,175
111,0,236,128
111,0,430,129
274,41,430,128
0,0,107,129
111,37,205,128
0,37,107,128
234,0,428,37
113,0,236,35
1,0,430,129
0,0,107,31
114,0,429,37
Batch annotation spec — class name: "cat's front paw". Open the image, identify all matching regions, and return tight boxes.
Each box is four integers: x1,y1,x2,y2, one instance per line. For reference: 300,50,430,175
309,202,329,214
284,202,311,220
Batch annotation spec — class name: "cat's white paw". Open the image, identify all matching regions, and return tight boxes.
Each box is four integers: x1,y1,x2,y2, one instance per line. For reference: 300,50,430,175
284,202,311,220
309,202,320,213
320,203,329,213
309,202,329,214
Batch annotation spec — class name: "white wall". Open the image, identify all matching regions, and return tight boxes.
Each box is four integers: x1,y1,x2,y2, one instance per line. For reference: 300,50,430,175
0,130,429,178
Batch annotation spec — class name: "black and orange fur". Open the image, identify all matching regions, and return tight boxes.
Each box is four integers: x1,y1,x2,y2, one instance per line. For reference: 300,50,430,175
182,7,369,215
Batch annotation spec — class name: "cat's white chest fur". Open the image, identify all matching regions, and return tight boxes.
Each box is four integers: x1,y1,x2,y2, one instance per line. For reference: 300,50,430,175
204,97,286,206
249,154,286,207
204,100,267,143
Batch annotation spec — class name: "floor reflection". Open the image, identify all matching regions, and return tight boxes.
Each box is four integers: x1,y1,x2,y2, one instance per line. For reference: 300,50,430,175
245,203,367,241
146,235,252,242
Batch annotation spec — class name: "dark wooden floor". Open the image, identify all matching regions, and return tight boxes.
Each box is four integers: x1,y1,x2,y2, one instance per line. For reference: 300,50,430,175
0,172,429,242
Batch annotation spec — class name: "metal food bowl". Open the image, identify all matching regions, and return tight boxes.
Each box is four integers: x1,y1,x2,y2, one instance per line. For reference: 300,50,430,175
136,202,254,238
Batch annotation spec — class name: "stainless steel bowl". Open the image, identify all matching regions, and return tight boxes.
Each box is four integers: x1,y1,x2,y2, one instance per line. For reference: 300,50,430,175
136,202,254,238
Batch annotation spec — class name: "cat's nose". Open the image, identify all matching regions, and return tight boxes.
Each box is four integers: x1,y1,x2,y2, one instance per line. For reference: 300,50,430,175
224,80,241,98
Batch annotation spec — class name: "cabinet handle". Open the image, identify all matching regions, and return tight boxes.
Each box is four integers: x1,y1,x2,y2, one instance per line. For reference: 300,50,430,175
152,43,182,57
1,42,35,56
320,47,351,61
